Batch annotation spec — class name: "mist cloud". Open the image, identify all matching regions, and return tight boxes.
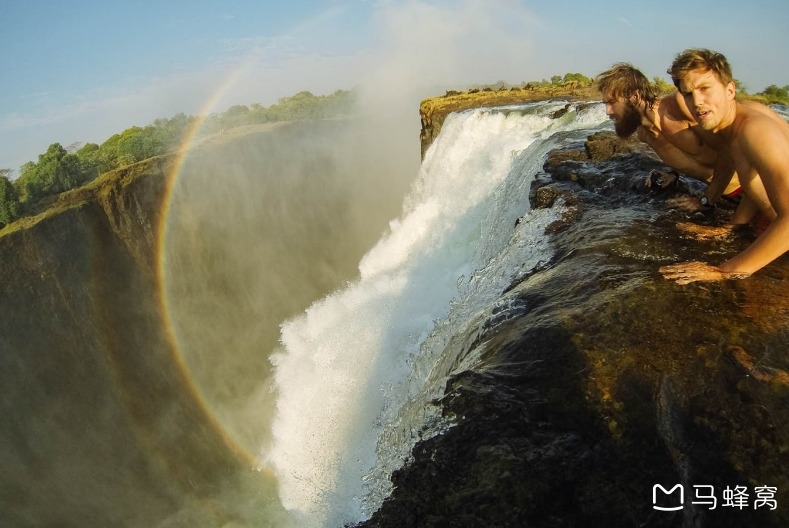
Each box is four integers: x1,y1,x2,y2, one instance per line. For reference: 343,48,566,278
357,0,538,114
0,0,541,171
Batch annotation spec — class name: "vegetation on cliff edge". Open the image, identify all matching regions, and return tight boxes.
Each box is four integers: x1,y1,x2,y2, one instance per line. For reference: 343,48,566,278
1,72,787,232
0,89,355,230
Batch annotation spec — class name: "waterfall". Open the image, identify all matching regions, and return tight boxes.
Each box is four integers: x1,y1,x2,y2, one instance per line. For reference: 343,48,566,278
263,100,609,527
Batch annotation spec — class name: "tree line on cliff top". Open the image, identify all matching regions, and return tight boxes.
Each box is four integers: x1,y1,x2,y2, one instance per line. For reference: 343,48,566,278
1,76,788,230
0,89,355,228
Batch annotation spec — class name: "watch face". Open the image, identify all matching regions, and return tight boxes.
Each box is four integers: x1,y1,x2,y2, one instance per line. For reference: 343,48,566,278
701,196,709,206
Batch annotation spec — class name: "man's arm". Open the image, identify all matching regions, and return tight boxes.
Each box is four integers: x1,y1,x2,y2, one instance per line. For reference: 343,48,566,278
704,156,734,202
638,127,714,182
716,118,789,274
648,93,718,183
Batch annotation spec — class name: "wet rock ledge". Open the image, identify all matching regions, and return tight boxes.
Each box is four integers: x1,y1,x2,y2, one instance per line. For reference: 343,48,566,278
359,132,789,527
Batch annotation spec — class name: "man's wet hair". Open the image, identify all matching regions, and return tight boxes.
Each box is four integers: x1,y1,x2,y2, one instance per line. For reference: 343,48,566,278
595,63,658,108
668,48,734,89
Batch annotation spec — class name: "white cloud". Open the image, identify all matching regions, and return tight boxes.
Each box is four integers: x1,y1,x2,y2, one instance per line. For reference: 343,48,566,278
352,0,539,118
0,0,542,170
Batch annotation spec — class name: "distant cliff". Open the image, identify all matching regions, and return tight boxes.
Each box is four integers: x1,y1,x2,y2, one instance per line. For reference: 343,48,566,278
0,149,276,525
0,118,416,526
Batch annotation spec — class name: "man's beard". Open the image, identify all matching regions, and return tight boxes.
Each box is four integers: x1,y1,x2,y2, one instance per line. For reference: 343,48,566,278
614,103,641,137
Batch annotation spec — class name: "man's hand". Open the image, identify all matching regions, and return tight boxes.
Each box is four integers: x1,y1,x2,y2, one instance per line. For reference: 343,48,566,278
645,169,679,189
659,261,750,285
675,221,733,240
666,195,704,212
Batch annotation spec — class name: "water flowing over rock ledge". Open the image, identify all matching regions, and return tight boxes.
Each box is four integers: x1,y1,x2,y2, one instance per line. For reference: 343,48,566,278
359,132,789,527
419,85,599,158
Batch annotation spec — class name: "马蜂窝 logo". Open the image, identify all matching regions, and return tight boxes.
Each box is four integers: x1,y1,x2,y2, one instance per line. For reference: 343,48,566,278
652,484,778,511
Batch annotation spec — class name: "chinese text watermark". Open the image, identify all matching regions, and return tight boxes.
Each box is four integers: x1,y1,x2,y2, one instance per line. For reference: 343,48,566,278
652,484,778,511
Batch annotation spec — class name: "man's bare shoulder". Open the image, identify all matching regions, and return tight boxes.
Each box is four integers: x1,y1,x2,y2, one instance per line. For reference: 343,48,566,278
736,102,789,134
659,92,695,122
732,103,789,163
738,100,789,127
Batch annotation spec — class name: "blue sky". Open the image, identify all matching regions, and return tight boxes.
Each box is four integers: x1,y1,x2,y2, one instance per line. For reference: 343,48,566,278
2,0,788,173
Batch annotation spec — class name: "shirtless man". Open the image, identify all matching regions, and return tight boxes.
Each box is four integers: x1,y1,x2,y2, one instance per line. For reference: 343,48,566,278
659,48,789,284
595,63,742,204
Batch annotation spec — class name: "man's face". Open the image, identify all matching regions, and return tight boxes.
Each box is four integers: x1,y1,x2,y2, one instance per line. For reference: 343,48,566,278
679,68,735,132
603,93,640,137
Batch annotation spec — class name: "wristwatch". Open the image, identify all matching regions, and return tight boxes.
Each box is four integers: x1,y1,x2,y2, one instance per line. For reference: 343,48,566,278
700,196,711,207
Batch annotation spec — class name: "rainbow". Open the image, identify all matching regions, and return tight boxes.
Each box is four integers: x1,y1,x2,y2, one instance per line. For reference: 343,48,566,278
152,0,355,471
154,58,265,469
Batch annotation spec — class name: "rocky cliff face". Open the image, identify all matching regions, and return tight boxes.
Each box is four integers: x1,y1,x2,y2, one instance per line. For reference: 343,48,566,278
0,154,279,526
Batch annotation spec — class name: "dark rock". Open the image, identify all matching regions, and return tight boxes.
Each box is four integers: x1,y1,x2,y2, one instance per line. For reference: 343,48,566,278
550,103,572,119
542,145,589,172
585,130,655,161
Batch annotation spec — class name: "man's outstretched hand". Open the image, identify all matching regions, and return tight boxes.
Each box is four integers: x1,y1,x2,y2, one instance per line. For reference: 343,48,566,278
675,221,734,240
660,261,750,285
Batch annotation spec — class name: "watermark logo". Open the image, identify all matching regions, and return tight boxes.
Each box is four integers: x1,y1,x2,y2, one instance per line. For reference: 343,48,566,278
652,484,684,511
652,484,778,511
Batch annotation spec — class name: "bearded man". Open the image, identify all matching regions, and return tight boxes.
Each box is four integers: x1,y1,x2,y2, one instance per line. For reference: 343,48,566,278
595,63,742,204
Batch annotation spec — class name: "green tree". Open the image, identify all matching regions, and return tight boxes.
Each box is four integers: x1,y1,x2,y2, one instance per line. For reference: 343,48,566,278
6,88,357,215
761,84,789,99
652,76,673,94
75,143,104,182
38,143,80,190
152,113,193,147
104,116,193,167
116,127,153,165
223,104,251,127
0,174,20,226
16,143,82,203
16,162,38,203
15,162,35,201
562,72,591,85
97,133,123,169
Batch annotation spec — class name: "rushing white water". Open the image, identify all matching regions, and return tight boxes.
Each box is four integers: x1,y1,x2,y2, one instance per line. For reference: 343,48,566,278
263,101,609,527
773,103,789,121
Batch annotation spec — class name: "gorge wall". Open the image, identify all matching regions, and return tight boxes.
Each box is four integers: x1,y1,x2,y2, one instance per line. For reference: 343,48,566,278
0,117,418,527
0,154,271,525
